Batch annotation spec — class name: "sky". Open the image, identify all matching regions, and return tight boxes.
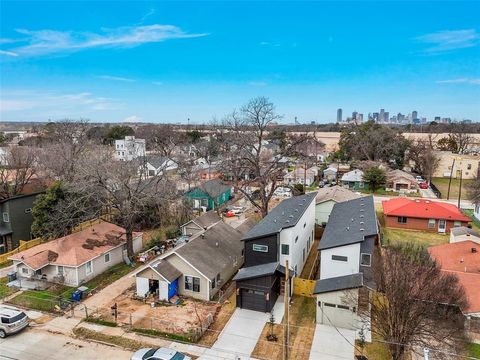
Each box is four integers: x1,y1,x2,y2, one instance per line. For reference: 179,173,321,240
0,1,479,124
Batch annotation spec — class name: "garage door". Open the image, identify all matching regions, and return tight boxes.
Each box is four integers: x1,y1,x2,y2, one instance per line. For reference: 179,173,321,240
319,303,355,329
241,289,266,312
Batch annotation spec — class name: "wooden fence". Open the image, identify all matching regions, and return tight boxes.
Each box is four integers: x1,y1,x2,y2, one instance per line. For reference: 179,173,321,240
292,277,316,297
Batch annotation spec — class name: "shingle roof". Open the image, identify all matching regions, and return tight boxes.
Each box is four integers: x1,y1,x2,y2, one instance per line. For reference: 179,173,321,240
233,261,290,281
198,179,231,198
150,259,182,283
242,192,317,241
234,218,257,235
315,186,360,204
9,222,140,269
382,198,471,222
341,169,364,183
318,196,377,250
172,221,243,280
313,273,363,294
188,211,222,229
387,169,416,183
145,155,168,169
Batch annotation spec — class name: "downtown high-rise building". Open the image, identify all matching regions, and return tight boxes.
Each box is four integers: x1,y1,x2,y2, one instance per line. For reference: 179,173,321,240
379,108,385,122
337,108,342,123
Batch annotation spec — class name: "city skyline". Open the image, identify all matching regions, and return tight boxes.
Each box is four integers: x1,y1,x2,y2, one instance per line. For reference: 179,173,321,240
1,1,479,123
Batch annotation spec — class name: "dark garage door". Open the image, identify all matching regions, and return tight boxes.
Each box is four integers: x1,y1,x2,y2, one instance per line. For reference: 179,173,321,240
240,289,266,312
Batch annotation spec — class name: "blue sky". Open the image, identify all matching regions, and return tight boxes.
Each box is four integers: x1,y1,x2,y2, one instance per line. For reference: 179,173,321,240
1,1,479,123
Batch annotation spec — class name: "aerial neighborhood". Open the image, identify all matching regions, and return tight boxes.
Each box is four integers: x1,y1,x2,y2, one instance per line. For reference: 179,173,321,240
1,113,480,360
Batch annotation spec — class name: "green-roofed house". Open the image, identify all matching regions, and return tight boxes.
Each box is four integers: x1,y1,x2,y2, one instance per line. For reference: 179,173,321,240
185,179,232,211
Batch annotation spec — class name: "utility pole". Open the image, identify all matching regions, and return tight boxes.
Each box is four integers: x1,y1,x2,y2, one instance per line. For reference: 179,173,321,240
284,260,289,360
447,158,456,200
458,170,463,209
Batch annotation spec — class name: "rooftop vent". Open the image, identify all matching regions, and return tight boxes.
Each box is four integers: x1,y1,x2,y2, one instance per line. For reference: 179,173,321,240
360,221,365,225
360,228,365,232
273,219,277,223
426,201,430,204
415,200,421,203
289,215,294,218
201,234,205,238
360,215,364,218
285,220,290,223
346,226,350,231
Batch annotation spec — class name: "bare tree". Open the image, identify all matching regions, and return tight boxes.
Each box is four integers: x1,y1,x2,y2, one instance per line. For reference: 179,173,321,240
360,244,467,360
38,119,91,181
407,139,440,183
136,124,185,157
218,97,310,217
68,147,177,258
0,146,37,200
448,123,474,154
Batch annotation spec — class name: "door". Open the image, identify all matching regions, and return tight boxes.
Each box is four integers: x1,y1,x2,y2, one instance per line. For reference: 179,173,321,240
438,219,446,233
240,289,266,312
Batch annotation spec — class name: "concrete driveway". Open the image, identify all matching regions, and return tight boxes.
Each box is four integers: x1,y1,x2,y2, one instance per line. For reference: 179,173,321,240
309,324,356,360
210,308,269,358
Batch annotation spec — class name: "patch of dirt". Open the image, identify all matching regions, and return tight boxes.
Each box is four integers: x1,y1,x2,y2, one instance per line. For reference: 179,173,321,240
198,292,236,346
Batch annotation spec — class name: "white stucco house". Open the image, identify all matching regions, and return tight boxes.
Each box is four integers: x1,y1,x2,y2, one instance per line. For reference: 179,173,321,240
9,222,143,287
115,136,146,161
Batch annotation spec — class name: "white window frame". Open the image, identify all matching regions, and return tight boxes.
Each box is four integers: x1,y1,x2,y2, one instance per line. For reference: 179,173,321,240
57,265,64,276
453,221,461,227
104,253,110,263
185,275,200,292
428,219,436,229
21,267,28,275
2,212,9,223
253,244,268,253
360,253,371,267
85,260,93,275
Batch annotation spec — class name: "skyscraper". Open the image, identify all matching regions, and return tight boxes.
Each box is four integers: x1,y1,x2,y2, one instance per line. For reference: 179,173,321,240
379,108,385,122
337,108,342,123
412,111,418,120
384,112,389,122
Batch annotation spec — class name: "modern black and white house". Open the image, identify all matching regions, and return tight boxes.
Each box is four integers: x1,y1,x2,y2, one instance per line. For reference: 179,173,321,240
314,195,379,330
234,192,317,312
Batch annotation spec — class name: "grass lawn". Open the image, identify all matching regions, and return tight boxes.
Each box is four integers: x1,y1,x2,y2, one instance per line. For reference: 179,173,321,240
466,343,480,358
431,177,474,200
382,228,449,247
8,284,73,313
80,262,136,294
0,277,18,299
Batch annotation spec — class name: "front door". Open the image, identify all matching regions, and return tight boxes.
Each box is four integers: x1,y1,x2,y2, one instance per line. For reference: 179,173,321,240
438,219,446,233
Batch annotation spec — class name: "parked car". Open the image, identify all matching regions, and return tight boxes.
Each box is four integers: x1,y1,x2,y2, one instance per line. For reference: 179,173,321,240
225,210,235,217
419,182,429,189
0,305,29,338
131,348,191,360
415,175,425,183
231,206,245,214
274,187,292,197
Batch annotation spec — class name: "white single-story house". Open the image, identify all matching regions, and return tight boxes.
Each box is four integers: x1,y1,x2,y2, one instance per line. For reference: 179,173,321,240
180,211,222,237
144,155,178,177
133,221,244,301
9,222,142,287
284,168,316,186
450,226,480,244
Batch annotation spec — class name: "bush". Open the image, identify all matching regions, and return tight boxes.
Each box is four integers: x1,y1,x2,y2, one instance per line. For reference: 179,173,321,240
132,328,195,343
85,317,117,327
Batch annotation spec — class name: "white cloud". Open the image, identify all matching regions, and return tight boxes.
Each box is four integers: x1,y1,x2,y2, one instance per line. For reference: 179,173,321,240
0,99,35,111
0,49,19,56
139,8,156,24
415,29,479,53
124,115,141,122
2,24,208,57
437,78,480,85
98,75,136,82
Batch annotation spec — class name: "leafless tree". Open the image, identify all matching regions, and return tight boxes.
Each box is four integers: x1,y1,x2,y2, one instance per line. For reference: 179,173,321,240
0,146,38,200
38,119,91,181
68,147,177,258
407,139,440,183
136,124,185,156
218,97,312,217
360,244,467,360
448,123,474,154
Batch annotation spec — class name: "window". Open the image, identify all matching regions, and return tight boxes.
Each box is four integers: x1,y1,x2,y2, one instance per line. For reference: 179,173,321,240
281,244,289,255
332,255,348,262
397,216,407,224
323,302,336,307
2,212,9,223
360,253,371,267
337,304,350,310
295,236,298,243
454,221,461,227
211,278,216,289
428,219,436,228
22,268,28,275
253,244,268,253
24,208,32,214
185,276,200,292
57,266,64,275
468,164,472,170
85,261,93,275
104,253,110,263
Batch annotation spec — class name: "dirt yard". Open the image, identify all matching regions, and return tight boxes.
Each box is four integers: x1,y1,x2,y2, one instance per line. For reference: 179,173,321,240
198,292,236,346
97,289,220,335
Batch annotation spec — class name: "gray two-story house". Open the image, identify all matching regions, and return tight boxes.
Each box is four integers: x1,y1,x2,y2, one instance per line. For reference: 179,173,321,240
0,192,42,254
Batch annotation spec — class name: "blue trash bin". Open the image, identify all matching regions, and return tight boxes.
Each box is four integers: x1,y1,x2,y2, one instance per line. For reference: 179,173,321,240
71,290,82,302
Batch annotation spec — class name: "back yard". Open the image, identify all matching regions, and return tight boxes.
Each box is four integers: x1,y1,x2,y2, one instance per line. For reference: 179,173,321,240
431,177,474,200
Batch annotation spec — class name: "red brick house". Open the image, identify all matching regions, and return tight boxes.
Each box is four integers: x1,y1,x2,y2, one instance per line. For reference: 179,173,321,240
382,198,470,234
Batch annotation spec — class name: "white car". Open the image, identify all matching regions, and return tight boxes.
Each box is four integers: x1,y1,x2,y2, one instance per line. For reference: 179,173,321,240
274,187,292,197
131,348,191,360
0,305,29,338
415,176,425,183
231,206,245,214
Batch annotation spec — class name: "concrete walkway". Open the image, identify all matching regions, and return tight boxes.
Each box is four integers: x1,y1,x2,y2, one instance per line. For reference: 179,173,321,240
209,308,270,358
309,324,356,360
79,274,135,310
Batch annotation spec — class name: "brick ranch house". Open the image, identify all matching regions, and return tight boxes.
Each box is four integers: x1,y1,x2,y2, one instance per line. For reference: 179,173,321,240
382,198,470,234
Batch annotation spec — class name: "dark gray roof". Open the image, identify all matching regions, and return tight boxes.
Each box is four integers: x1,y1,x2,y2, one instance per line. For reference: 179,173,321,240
313,273,363,294
198,179,231,198
0,226,13,236
187,211,222,229
150,259,182,283
234,218,257,236
173,221,243,280
318,196,377,250
146,155,169,169
233,261,290,281
451,226,480,237
242,192,317,241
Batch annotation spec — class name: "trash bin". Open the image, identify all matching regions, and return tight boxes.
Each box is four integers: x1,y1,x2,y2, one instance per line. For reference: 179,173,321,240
7,272,16,282
71,290,82,302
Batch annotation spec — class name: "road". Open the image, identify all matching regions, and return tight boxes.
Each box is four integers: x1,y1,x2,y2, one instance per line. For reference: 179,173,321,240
0,327,131,360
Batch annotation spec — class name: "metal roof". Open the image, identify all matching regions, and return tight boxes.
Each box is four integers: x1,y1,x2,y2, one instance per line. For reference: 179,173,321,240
242,192,317,241
318,195,377,250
